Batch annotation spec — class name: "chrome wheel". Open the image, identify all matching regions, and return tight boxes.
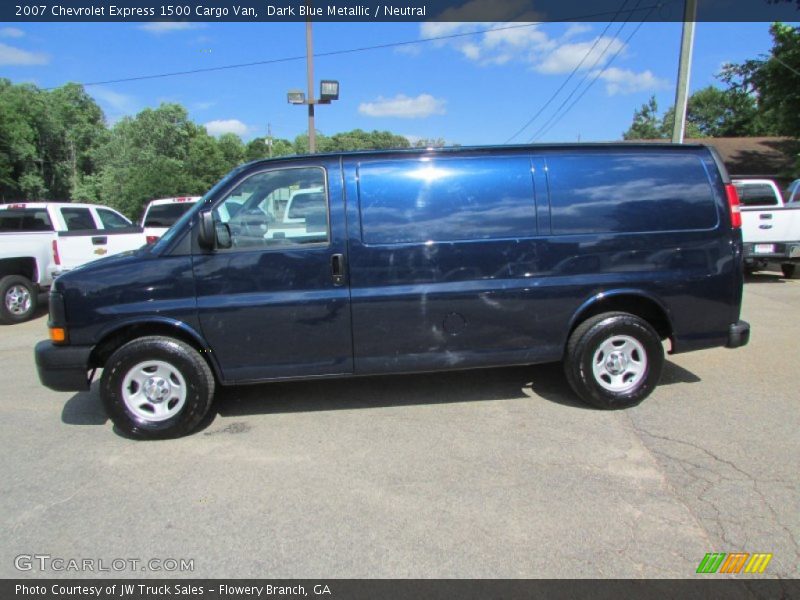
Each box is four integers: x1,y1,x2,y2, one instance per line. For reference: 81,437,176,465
5,284,31,316
591,335,647,393
121,360,187,423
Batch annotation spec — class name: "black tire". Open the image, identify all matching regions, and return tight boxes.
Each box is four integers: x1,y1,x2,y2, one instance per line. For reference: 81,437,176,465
564,312,664,410
781,263,799,279
100,336,215,439
0,275,38,324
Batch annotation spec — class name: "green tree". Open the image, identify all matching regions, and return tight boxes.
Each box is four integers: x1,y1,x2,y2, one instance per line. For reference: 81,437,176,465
413,137,447,148
622,96,666,140
91,103,197,217
0,80,43,199
217,133,244,166
623,87,769,140
327,129,410,151
292,131,333,155
684,86,762,137
721,22,799,137
244,136,294,161
47,83,106,199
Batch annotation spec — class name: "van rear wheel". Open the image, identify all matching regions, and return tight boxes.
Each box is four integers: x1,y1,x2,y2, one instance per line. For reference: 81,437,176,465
564,312,663,410
100,336,215,439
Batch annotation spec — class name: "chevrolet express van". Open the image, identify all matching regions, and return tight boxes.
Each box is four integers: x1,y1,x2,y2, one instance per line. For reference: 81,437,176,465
35,144,750,439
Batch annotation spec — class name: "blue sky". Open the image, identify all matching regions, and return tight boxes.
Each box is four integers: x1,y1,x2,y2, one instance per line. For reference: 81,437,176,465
0,20,784,145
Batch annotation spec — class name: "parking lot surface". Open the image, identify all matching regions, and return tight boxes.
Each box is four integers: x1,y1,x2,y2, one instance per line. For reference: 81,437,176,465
1,271,798,579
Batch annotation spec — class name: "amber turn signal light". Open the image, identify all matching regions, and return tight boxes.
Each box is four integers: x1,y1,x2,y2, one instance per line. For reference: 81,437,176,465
49,327,67,343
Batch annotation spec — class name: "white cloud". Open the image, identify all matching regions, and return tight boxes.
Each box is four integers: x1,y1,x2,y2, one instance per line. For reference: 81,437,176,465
91,87,138,114
593,67,670,95
418,22,554,66
535,37,625,74
0,27,25,38
205,119,249,136
0,42,48,66
562,24,592,40
192,101,216,111
359,94,446,119
139,22,205,34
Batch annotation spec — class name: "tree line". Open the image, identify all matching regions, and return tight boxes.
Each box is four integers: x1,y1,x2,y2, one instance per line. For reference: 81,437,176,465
0,80,444,218
623,22,800,166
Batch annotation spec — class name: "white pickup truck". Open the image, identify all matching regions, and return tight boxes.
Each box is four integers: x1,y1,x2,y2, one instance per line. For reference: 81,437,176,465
733,179,800,279
0,202,146,323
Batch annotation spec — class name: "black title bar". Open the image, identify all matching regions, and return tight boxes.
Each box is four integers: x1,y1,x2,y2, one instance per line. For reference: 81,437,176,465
3,0,799,23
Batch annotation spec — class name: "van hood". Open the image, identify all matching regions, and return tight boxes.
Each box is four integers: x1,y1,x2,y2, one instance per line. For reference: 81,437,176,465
53,246,151,292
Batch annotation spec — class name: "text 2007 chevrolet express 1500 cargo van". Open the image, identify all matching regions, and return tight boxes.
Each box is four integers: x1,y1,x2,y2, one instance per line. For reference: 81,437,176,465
35,144,750,439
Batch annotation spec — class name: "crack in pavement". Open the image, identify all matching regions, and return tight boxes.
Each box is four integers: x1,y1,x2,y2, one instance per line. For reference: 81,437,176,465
622,414,799,577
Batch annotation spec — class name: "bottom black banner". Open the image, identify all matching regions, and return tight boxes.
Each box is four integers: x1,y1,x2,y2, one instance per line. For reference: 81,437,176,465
4,580,800,600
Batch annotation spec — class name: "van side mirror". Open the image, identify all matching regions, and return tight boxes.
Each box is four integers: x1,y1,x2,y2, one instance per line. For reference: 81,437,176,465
215,222,232,249
197,211,216,250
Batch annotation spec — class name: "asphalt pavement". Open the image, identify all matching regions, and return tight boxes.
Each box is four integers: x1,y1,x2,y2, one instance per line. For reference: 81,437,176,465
1,270,797,578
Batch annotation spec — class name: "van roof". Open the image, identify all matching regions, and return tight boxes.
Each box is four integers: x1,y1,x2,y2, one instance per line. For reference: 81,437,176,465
241,142,712,168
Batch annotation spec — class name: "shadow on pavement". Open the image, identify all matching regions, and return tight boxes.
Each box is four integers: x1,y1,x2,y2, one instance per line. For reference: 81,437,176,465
61,381,107,426
60,359,703,431
745,271,786,284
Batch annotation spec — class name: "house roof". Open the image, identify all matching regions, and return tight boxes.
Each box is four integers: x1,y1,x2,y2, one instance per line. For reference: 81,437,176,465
698,137,798,178
632,137,797,179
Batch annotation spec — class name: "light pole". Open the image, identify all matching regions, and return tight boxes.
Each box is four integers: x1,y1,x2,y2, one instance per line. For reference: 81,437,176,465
287,8,339,154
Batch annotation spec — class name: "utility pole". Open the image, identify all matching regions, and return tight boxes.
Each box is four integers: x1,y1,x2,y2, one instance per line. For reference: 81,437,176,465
672,0,697,144
305,4,316,153
266,123,273,158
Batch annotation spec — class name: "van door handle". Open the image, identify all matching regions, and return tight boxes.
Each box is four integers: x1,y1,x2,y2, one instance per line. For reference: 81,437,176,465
330,253,345,286
91,236,107,245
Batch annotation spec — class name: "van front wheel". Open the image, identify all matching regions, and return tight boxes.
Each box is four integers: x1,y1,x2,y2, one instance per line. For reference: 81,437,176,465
100,336,215,439
564,312,663,410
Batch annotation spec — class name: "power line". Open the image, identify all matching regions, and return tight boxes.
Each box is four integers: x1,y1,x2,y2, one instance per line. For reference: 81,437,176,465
503,0,632,144
531,5,658,142
771,54,800,78
43,5,664,90
526,0,646,142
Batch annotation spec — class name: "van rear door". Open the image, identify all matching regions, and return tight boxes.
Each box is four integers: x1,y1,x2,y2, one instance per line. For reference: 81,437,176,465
192,158,353,382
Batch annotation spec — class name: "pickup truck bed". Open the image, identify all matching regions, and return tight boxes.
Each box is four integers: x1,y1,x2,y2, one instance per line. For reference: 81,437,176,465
734,179,800,278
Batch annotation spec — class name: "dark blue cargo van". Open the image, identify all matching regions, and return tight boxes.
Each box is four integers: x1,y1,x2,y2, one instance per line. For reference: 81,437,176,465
35,144,750,438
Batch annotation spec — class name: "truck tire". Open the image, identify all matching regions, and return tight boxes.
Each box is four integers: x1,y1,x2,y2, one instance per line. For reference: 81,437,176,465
564,312,664,410
100,336,215,439
781,263,799,279
0,275,38,324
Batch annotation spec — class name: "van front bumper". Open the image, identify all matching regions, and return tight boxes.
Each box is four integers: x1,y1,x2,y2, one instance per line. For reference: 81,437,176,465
726,321,750,349
34,341,93,392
